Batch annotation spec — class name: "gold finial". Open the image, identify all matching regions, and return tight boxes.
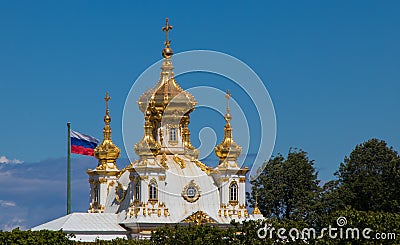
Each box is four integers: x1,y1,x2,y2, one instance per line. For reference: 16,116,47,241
162,18,173,58
225,90,231,120
162,18,173,48
253,191,262,215
104,92,111,124
215,91,241,164
94,92,121,170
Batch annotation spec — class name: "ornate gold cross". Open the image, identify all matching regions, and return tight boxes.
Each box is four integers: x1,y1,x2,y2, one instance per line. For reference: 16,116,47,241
104,91,111,111
225,89,231,110
162,18,173,47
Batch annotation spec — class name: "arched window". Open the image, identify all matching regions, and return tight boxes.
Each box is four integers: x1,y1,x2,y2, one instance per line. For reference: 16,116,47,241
229,182,238,203
149,180,158,201
94,184,99,204
169,128,177,141
135,181,141,201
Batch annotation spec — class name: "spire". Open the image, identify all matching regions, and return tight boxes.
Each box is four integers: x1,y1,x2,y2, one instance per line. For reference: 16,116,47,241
214,90,242,164
225,90,232,123
252,192,262,215
94,92,120,170
162,18,173,59
137,18,196,114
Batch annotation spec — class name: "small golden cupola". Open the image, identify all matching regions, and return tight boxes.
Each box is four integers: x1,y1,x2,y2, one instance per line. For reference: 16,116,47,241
214,90,242,165
93,92,120,170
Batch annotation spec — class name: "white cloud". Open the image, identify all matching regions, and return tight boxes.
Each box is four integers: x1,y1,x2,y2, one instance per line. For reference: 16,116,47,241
1,218,26,231
0,156,23,164
0,200,16,207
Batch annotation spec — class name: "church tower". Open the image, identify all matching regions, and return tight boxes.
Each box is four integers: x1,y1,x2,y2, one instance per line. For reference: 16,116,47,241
87,92,121,213
214,90,249,219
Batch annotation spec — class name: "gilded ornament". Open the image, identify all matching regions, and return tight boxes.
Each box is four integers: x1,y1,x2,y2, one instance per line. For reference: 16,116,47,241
115,182,126,203
181,180,201,203
173,154,186,168
164,208,170,216
192,159,212,175
160,153,168,169
182,211,216,225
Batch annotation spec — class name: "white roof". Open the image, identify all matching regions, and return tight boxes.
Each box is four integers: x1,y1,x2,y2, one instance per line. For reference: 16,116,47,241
32,213,127,233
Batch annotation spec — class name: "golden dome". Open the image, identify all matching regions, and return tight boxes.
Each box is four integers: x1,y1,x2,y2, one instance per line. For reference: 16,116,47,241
215,90,242,163
137,59,197,116
94,92,120,169
137,18,196,117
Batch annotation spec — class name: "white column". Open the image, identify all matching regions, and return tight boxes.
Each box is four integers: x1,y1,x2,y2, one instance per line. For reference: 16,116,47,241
222,180,228,204
99,181,107,208
141,179,148,202
239,180,246,205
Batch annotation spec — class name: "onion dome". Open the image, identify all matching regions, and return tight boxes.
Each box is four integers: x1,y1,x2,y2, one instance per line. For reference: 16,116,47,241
137,18,196,118
94,92,120,169
214,90,242,163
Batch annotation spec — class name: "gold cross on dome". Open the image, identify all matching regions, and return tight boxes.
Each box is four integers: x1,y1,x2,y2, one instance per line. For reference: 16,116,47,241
162,18,173,47
104,92,111,110
225,90,231,109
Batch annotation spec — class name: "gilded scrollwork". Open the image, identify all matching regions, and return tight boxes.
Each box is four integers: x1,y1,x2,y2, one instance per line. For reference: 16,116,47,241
173,154,185,168
115,182,126,203
160,152,169,169
192,159,212,175
182,211,216,225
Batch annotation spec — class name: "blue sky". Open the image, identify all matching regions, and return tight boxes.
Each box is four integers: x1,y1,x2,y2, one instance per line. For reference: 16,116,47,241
0,1,400,229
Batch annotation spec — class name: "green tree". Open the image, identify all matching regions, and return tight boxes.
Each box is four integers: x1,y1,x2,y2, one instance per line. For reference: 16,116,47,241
336,138,400,212
249,149,321,224
0,228,75,245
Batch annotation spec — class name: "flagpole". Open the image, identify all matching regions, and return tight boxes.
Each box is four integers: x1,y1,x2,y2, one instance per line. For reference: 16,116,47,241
67,122,71,215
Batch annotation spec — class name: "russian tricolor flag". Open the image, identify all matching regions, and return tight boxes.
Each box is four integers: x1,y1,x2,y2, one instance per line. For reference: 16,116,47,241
71,130,99,156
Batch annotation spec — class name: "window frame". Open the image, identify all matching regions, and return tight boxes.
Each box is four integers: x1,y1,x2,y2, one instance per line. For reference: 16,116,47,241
229,181,238,205
169,128,177,142
135,181,141,201
148,180,158,201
